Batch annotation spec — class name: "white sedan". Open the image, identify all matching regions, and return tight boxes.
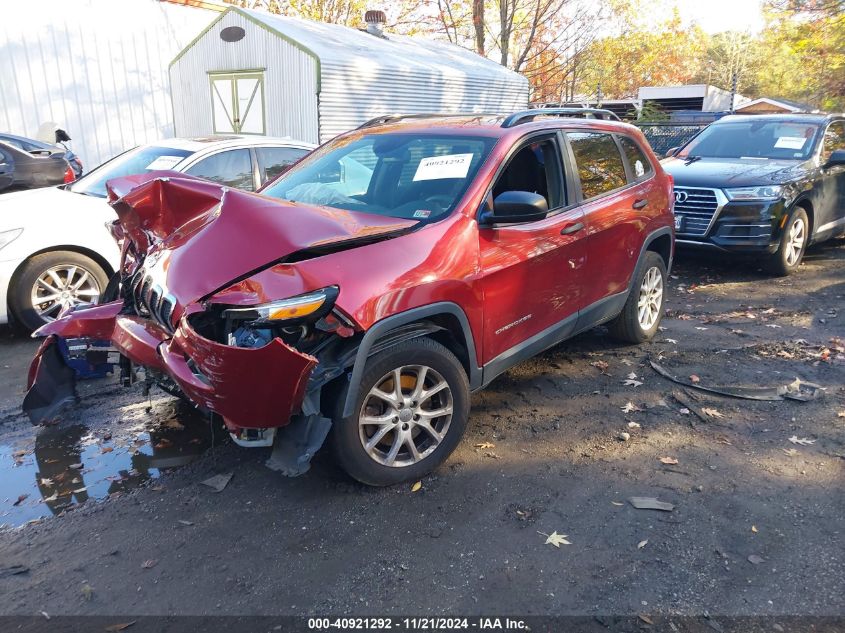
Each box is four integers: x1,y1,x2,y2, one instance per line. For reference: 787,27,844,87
0,135,314,330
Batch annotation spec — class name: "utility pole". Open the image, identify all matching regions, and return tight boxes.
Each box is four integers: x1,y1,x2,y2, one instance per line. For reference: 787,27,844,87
596,83,603,108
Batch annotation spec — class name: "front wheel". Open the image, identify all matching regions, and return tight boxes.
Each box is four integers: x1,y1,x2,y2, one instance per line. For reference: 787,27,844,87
10,251,109,331
329,337,470,486
766,207,808,276
608,251,667,344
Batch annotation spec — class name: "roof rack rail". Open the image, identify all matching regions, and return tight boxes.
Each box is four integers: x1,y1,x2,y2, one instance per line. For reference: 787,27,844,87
501,108,621,127
356,112,502,130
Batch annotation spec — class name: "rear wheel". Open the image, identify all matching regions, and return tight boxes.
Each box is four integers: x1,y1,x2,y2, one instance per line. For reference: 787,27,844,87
330,337,470,486
608,251,667,343
766,207,808,276
10,251,108,331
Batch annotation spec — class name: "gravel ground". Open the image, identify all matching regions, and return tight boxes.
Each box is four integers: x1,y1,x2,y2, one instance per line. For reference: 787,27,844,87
0,244,843,619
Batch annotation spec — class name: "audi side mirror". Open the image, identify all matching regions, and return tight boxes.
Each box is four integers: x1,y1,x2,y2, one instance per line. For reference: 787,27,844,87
480,191,549,225
825,149,845,168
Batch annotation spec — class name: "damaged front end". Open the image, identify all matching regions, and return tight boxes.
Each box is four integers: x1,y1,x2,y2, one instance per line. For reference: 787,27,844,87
22,173,413,475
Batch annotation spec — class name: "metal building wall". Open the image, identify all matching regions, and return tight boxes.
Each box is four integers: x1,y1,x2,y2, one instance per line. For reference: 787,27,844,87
0,0,215,169
169,11,320,144
318,62,529,142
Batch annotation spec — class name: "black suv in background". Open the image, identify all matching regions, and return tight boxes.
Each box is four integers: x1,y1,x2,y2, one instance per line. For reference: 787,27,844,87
662,113,845,275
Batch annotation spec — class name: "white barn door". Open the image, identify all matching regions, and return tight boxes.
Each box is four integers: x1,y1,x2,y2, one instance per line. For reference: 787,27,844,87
210,72,265,134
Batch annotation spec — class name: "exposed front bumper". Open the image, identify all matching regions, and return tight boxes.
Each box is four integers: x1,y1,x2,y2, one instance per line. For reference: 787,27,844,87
25,301,318,431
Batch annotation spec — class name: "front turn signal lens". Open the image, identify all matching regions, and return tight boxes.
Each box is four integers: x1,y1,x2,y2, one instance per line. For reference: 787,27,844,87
222,286,339,324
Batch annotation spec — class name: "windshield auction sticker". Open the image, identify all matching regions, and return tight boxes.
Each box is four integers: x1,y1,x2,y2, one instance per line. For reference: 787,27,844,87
774,136,807,150
413,153,473,181
146,155,184,170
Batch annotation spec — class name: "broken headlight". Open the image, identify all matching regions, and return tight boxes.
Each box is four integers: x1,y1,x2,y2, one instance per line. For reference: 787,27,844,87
222,286,339,325
221,286,340,349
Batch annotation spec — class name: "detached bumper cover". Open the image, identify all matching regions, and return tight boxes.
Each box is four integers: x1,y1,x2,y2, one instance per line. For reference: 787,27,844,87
25,304,318,430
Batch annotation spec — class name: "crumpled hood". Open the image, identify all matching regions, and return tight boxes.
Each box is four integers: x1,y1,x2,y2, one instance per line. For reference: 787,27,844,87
106,172,418,310
662,157,807,188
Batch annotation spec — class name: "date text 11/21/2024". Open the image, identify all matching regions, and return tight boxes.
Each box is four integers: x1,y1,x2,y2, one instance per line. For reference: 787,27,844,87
307,617,529,630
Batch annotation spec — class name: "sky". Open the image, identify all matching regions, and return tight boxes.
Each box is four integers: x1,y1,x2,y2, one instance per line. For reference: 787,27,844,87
672,0,766,34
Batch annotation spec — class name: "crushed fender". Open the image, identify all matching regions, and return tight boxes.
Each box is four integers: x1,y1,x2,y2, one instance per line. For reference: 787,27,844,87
649,359,823,402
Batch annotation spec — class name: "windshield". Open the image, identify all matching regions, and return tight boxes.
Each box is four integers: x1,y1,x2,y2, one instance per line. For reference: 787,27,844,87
679,121,820,161
261,133,496,221
68,145,193,197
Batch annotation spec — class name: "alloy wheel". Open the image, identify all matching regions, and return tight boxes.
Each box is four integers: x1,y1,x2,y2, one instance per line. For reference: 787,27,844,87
358,365,453,467
30,264,101,321
637,266,663,330
785,217,806,267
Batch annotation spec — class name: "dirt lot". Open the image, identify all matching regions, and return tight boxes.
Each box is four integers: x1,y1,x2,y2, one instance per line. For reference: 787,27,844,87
0,244,843,619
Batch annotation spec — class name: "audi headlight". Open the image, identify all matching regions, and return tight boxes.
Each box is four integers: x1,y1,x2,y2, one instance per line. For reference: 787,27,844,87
222,286,339,324
725,186,783,201
0,228,23,252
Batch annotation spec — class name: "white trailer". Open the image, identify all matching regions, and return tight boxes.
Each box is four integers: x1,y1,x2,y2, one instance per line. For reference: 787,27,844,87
169,7,529,144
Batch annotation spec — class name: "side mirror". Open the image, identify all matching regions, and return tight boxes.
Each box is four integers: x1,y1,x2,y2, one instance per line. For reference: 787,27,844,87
825,149,845,168
665,147,680,159
480,191,549,225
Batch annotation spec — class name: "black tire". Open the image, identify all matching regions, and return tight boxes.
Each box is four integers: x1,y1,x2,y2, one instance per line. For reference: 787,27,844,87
10,251,109,331
329,336,470,486
765,207,809,276
608,251,667,344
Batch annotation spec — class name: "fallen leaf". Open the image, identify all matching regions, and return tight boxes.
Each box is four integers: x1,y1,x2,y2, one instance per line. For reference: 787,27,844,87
141,559,157,569
679,408,691,415
638,614,654,625
623,379,643,387
43,492,58,502
788,435,815,446
747,554,764,565
13,494,28,506
629,496,674,512
838,411,845,418
200,473,232,493
541,531,572,547
637,539,648,549
777,350,795,359
659,457,678,465
627,421,641,429
664,338,678,344
100,446,113,454
621,402,642,413
765,324,782,329
627,372,638,380
40,478,53,486
69,463,83,470
782,448,799,457
474,442,495,449
410,481,422,493
689,374,700,384
81,584,94,601
590,360,610,373
611,501,625,506
177,520,194,526
105,622,136,632
164,419,185,431
701,407,724,419
72,487,87,494
751,525,758,533
695,327,708,331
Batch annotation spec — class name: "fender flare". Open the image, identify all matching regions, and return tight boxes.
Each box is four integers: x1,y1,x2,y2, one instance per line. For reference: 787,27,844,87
341,302,481,417
627,227,674,294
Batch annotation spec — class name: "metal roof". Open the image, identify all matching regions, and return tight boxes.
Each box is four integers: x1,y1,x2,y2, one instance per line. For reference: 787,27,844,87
234,8,526,85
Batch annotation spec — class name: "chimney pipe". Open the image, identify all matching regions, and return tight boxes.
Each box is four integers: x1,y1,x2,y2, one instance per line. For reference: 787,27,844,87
365,9,386,37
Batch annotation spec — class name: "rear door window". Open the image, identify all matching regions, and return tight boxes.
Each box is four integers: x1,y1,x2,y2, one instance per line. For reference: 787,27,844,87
567,132,627,200
618,136,653,181
256,146,309,184
185,148,254,191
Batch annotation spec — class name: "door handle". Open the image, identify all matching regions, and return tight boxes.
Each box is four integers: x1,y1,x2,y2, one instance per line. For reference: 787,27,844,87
560,222,584,235
632,199,649,209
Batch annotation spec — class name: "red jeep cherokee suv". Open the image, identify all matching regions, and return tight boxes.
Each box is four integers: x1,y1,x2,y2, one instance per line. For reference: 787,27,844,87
24,110,674,486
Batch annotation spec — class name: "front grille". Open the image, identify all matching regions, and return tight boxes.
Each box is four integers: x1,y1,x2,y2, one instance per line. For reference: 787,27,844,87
674,187,720,237
129,268,176,333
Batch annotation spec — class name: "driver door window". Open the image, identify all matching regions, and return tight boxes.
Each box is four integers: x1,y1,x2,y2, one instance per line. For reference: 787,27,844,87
491,138,565,213
821,122,845,163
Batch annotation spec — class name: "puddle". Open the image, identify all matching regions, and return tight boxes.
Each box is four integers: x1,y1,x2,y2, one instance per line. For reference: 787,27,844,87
0,400,225,528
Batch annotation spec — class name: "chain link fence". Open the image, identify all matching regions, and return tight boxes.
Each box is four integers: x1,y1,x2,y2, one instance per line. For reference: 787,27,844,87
635,123,709,157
